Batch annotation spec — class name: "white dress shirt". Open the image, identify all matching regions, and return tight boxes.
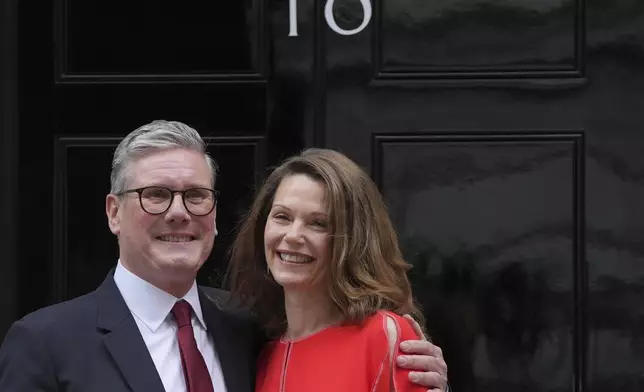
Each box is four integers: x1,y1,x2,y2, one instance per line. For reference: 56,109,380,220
114,261,228,392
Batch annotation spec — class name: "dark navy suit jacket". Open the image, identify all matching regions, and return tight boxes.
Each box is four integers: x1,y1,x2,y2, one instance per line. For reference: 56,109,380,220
0,271,263,392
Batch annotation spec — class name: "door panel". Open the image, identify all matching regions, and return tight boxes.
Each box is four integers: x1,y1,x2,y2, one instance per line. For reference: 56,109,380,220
373,133,583,391
377,0,582,75
58,0,264,80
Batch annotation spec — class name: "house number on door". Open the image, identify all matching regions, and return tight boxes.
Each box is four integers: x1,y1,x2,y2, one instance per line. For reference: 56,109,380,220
289,0,373,36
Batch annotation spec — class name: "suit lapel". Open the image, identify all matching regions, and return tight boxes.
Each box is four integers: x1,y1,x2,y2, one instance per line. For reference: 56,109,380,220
200,289,254,392
95,273,166,392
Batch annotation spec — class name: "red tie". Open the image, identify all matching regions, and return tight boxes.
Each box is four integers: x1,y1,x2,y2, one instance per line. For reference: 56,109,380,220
172,300,214,392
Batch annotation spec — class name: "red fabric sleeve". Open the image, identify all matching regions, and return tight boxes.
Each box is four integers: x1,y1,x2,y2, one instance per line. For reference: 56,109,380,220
370,312,427,392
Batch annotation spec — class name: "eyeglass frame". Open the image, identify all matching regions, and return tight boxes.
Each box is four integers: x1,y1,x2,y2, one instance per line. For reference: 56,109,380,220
115,186,220,216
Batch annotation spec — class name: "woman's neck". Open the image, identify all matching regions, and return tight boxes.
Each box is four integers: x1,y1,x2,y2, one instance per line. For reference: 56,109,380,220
283,288,342,340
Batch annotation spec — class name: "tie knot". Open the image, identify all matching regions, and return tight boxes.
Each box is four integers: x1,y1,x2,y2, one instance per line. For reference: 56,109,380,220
171,300,193,328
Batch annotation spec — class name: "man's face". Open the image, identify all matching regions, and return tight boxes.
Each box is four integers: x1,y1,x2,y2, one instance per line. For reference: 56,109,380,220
106,148,216,294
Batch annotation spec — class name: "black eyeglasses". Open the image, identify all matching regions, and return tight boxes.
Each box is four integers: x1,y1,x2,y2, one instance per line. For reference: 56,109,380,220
116,186,219,216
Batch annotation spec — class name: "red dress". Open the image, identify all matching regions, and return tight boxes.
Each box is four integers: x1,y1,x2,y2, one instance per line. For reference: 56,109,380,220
256,311,427,392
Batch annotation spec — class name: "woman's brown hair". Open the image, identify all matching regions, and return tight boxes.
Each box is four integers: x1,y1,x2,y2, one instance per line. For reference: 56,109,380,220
225,148,424,337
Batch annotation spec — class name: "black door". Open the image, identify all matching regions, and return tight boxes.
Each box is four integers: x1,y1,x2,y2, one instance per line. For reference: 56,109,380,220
315,1,644,391
2,1,644,391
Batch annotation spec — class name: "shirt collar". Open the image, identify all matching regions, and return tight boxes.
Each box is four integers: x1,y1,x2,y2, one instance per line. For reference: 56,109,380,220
113,260,207,333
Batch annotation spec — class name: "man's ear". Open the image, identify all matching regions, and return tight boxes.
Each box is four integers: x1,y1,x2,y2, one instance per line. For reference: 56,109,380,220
106,194,122,235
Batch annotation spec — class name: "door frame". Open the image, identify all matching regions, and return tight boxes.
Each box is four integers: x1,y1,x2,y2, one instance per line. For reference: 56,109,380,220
0,0,18,339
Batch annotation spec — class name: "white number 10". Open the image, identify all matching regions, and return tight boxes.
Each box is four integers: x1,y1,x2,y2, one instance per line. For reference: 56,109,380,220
289,0,373,37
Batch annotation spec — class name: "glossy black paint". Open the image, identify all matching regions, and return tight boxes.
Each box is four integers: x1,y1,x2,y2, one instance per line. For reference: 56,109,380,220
3,0,644,391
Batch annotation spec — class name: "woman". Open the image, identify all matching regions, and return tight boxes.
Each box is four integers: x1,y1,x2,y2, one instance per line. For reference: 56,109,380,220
226,148,431,392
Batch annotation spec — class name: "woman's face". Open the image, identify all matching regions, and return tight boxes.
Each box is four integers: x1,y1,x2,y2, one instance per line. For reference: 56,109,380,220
264,174,331,291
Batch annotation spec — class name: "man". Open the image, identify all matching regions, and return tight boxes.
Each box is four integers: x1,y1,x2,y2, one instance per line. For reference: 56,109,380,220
0,120,449,391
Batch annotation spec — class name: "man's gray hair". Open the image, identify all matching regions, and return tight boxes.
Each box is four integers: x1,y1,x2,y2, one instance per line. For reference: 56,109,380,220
110,120,218,194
